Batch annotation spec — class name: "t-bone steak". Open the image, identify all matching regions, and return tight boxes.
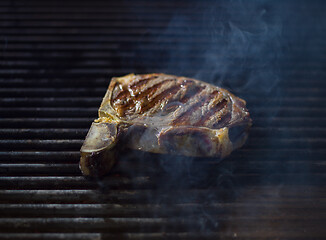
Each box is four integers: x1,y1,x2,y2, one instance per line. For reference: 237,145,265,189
80,73,252,176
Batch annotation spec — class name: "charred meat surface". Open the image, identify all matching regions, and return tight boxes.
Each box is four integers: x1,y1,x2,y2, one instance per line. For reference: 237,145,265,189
80,73,252,176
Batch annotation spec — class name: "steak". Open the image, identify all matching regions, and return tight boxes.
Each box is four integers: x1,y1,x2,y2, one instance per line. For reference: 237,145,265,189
80,73,252,176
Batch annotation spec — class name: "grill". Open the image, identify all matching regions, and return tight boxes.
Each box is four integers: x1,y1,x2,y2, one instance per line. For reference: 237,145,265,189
1,0,326,239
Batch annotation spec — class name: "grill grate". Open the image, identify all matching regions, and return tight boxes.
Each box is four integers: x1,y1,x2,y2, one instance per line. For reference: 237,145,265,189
1,0,326,239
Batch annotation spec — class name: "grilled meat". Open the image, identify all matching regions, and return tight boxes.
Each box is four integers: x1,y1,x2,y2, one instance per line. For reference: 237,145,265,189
80,73,252,176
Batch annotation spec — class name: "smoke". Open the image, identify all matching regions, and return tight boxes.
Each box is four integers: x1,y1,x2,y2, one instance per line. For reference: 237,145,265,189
125,0,285,176
131,0,283,96
123,0,284,234
98,0,326,235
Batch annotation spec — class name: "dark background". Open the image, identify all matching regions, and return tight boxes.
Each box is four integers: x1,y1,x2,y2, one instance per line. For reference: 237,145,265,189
0,0,326,239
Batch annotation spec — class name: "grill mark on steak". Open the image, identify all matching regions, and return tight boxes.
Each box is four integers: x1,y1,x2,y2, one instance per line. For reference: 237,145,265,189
180,84,206,104
113,79,175,115
134,79,174,100
129,75,158,90
194,98,227,126
139,85,182,114
113,89,130,105
212,111,232,129
172,90,219,126
112,75,160,105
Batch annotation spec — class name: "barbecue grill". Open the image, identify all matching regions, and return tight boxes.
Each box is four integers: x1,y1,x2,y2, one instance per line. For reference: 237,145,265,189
1,0,326,239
